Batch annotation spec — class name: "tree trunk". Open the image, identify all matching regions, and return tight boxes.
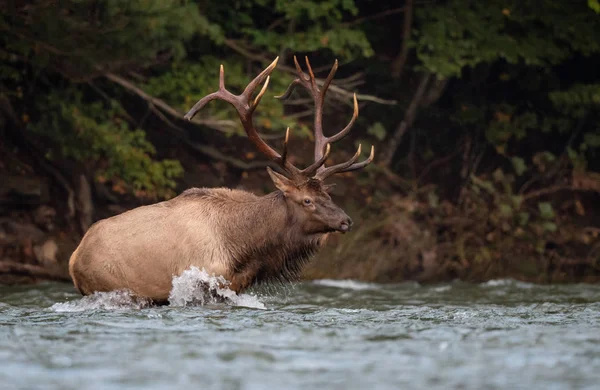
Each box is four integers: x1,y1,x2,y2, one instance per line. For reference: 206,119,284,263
381,73,432,167
390,0,414,80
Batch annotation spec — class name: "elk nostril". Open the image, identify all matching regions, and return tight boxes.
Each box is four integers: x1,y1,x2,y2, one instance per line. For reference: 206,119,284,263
339,218,353,232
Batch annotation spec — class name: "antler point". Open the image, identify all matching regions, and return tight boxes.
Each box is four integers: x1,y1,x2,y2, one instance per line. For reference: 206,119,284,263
271,56,280,67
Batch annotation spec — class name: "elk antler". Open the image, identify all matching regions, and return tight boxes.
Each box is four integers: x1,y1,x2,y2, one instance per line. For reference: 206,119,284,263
276,56,374,181
184,57,303,177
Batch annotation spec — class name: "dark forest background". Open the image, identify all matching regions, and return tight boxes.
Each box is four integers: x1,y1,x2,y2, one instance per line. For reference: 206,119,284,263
1,0,599,285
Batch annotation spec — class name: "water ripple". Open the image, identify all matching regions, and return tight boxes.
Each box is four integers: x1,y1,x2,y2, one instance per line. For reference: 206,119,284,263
1,279,600,390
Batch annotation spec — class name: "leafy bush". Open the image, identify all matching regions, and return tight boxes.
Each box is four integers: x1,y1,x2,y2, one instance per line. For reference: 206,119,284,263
28,91,182,199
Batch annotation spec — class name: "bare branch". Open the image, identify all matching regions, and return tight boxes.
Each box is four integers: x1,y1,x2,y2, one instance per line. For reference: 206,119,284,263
417,148,462,184
103,73,276,170
0,93,76,218
381,73,432,167
106,73,184,119
421,77,449,107
343,7,408,27
104,72,284,140
522,185,599,201
223,39,397,105
0,260,71,283
138,94,273,171
390,0,414,79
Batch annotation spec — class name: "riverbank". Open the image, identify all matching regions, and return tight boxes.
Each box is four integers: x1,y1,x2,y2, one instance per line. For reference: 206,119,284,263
1,165,599,286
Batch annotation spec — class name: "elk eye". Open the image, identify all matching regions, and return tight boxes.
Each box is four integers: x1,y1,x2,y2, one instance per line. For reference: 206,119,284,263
303,198,312,205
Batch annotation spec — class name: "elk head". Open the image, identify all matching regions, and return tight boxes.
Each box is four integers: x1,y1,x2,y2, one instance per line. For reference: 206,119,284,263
184,56,374,235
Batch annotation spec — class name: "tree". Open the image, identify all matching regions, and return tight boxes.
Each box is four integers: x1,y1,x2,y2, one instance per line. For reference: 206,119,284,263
2,0,599,282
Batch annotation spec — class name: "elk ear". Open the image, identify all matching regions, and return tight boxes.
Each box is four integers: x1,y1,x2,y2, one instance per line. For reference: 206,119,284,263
267,167,295,194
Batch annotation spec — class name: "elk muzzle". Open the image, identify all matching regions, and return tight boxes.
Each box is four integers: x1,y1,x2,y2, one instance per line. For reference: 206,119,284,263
338,216,353,233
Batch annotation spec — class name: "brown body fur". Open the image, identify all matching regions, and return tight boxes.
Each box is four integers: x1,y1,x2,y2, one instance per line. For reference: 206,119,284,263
69,188,323,302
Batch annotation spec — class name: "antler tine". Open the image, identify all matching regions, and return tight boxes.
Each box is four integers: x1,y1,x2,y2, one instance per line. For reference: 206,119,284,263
328,93,359,143
304,56,318,90
274,79,302,100
219,64,225,90
251,75,271,111
280,127,290,166
274,56,311,101
315,144,370,180
184,65,237,121
321,59,339,101
293,56,309,81
276,56,337,103
301,143,331,176
242,57,279,100
337,145,375,173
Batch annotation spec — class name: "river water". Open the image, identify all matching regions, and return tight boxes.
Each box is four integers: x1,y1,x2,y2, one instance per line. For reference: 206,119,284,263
1,270,599,390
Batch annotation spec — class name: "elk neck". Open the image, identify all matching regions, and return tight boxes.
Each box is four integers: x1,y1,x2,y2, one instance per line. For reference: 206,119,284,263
220,189,323,284
177,187,323,285
220,190,321,251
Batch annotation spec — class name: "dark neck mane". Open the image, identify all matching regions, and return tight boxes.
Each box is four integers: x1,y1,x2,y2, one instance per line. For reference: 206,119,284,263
228,191,323,284
182,188,323,286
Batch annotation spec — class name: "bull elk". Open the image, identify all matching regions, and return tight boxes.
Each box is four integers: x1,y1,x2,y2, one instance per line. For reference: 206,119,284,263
68,56,374,302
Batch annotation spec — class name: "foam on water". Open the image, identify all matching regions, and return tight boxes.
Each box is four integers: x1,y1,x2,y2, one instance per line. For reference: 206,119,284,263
312,279,381,291
51,266,265,311
51,290,151,312
480,279,534,289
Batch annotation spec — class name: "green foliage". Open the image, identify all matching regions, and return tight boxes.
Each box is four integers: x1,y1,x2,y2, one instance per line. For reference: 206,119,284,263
469,164,560,256
367,122,387,141
511,157,527,176
2,0,374,202
1,0,203,78
434,0,600,230
144,57,300,136
538,202,555,219
28,91,183,199
549,84,600,117
1,0,205,199
0,0,598,279
206,0,372,58
483,107,537,152
414,0,600,77
138,0,373,143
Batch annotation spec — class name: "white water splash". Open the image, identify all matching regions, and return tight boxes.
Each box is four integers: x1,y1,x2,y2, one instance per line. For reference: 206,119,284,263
51,290,151,312
480,279,534,289
51,267,265,312
168,267,265,309
312,279,381,291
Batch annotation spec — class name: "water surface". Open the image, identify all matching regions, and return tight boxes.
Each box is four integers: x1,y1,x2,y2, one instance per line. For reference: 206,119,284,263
1,275,600,390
